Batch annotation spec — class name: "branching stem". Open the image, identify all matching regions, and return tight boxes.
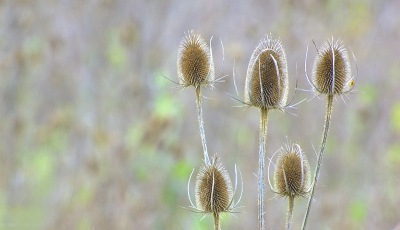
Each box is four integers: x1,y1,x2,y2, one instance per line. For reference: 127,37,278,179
301,94,334,230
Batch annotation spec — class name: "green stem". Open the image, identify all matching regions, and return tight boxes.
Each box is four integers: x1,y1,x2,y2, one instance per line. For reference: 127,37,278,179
195,87,210,166
258,108,269,230
286,196,295,230
301,94,334,230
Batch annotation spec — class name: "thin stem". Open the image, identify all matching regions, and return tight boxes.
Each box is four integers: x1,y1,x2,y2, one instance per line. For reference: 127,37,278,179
195,87,211,166
258,108,269,230
286,196,295,230
213,212,220,230
301,94,334,230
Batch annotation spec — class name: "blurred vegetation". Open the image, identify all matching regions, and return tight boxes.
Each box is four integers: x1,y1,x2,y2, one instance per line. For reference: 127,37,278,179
0,0,399,229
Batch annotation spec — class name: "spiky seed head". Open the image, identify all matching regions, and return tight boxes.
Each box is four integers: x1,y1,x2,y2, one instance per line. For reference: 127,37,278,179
274,143,310,198
244,34,289,109
195,156,233,214
177,30,215,89
311,38,352,95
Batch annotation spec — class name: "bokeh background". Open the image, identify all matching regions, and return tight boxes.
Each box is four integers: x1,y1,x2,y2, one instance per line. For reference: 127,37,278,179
1,0,400,229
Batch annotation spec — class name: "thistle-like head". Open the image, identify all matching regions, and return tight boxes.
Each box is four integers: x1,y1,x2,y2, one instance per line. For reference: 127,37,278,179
185,155,243,216
309,38,354,95
272,143,311,198
177,30,215,89
195,156,233,213
244,35,289,110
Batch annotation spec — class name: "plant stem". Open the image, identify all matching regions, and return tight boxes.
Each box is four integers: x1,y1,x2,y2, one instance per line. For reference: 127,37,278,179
301,94,334,230
195,87,210,166
286,196,295,230
258,108,269,230
213,212,220,230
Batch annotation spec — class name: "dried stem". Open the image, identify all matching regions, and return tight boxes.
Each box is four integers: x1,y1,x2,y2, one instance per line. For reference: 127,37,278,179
195,87,211,166
213,212,220,230
258,108,269,230
301,94,334,230
286,196,295,230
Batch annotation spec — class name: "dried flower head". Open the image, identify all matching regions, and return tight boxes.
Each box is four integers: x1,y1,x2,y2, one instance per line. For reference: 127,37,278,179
186,156,242,216
309,38,354,95
272,143,311,198
177,30,215,89
195,156,233,213
244,35,289,109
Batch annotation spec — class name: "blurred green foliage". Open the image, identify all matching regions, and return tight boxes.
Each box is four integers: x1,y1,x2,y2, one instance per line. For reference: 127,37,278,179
390,103,400,133
359,84,377,106
348,198,367,224
386,144,400,168
107,28,128,68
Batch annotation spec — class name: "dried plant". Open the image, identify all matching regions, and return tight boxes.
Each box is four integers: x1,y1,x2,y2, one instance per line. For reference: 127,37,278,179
243,34,289,230
301,38,357,230
185,156,243,230
176,31,242,230
244,35,289,110
176,30,216,165
268,142,311,230
177,30,215,90
171,32,357,230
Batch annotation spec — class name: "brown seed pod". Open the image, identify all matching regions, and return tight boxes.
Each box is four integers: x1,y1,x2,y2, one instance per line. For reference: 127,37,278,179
273,143,310,198
311,38,352,95
244,35,289,109
177,30,215,89
195,156,233,214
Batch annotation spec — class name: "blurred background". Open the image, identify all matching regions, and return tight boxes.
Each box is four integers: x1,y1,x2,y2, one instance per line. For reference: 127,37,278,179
1,0,400,229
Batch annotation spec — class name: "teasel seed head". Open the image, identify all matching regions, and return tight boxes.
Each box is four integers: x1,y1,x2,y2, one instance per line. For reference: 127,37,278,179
186,156,243,220
194,156,233,214
310,38,353,95
273,143,311,198
177,30,215,89
244,34,289,110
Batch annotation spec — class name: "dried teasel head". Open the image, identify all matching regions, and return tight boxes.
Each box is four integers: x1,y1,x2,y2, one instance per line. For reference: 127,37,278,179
270,143,311,198
195,156,233,214
177,30,215,89
186,156,243,215
309,38,354,95
244,34,289,110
